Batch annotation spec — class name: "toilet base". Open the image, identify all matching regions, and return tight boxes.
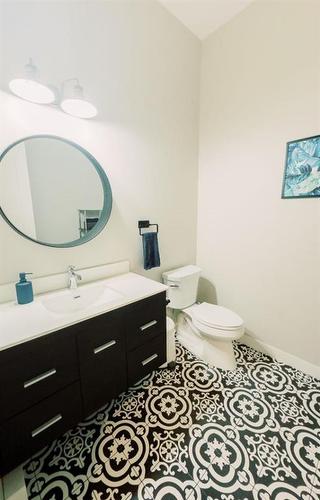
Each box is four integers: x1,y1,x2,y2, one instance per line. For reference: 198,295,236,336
202,336,237,371
176,313,238,371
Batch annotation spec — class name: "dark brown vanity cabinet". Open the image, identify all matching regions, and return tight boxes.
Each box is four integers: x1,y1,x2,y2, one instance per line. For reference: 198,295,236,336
0,291,166,476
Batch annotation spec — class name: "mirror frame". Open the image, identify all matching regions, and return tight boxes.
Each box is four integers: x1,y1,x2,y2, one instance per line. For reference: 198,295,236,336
0,135,112,247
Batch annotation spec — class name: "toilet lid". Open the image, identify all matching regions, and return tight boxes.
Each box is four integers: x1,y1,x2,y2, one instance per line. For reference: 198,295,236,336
193,303,244,330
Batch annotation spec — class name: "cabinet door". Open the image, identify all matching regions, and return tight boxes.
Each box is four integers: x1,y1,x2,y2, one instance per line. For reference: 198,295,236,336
0,382,82,476
0,328,79,422
125,292,166,351
127,334,166,386
77,310,127,417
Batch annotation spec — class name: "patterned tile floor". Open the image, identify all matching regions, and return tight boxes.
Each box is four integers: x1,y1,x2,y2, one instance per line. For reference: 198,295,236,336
24,340,320,500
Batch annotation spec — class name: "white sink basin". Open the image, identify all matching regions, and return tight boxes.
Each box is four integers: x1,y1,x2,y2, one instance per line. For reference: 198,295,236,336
42,282,124,315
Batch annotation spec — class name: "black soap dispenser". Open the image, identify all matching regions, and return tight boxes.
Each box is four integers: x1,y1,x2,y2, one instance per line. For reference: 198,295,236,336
15,273,34,304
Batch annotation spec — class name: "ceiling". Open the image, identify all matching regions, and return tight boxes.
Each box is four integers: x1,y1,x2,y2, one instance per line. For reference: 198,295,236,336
158,0,253,40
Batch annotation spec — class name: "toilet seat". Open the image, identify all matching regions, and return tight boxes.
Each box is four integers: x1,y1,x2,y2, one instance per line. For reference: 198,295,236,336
182,303,244,342
192,317,244,340
193,302,244,331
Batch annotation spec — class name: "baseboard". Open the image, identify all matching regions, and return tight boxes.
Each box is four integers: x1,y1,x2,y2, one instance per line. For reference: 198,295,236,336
241,333,320,380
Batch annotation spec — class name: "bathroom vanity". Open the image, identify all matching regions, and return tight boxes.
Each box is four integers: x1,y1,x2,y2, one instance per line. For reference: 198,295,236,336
0,136,169,477
0,271,167,476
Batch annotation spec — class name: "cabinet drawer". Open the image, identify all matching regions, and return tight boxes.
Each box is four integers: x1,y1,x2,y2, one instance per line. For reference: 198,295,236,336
0,329,79,422
77,309,127,416
125,293,166,351
77,309,124,365
127,334,166,386
0,382,82,476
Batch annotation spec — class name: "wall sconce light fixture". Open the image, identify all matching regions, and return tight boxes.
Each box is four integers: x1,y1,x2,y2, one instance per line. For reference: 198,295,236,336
60,79,97,119
9,59,55,104
9,60,97,119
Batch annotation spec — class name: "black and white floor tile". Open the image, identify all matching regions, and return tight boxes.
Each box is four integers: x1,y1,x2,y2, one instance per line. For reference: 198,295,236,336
24,340,320,499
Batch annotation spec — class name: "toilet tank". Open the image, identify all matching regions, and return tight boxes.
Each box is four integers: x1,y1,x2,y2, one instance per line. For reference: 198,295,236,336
162,265,201,310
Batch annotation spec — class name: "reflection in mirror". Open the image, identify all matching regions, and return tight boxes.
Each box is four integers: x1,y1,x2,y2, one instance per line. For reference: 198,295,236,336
0,136,112,247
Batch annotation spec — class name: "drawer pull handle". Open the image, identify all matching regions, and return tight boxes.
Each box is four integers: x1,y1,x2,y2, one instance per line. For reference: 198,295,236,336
140,320,157,332
31,414,62,438
24,369,57,389
94,340,116,355
142,353,158,366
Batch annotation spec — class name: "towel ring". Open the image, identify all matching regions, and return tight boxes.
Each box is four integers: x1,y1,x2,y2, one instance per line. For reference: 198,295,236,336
138,220,159,235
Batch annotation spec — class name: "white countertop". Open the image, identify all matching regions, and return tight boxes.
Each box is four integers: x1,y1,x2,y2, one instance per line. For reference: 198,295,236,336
0,272,168,352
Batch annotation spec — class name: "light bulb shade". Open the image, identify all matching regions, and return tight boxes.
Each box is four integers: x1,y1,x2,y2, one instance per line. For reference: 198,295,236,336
60,98,97,118
9,78,55,104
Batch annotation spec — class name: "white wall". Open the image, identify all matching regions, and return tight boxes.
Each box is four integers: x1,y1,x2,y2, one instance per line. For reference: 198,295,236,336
0,0,200,284
197,0,320,365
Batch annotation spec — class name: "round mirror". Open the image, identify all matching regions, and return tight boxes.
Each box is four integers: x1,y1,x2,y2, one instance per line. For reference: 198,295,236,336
0,135,112,247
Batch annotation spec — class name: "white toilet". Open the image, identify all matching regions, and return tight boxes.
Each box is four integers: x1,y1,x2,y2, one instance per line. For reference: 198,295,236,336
163,265,244,370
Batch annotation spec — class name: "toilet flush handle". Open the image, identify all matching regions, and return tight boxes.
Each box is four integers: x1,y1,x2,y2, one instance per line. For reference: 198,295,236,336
168,283,180,288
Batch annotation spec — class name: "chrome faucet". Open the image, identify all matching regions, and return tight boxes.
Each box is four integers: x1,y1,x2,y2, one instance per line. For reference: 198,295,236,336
67,265,82,290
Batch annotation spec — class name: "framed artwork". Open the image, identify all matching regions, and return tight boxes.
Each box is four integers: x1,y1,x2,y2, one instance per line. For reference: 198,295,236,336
282,134,320,198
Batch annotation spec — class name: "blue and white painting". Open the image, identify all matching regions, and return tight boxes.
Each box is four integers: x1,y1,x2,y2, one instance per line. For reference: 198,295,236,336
282,135,320,198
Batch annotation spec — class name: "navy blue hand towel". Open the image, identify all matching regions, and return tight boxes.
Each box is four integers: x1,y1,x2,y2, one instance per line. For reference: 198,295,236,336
142,232,161,270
